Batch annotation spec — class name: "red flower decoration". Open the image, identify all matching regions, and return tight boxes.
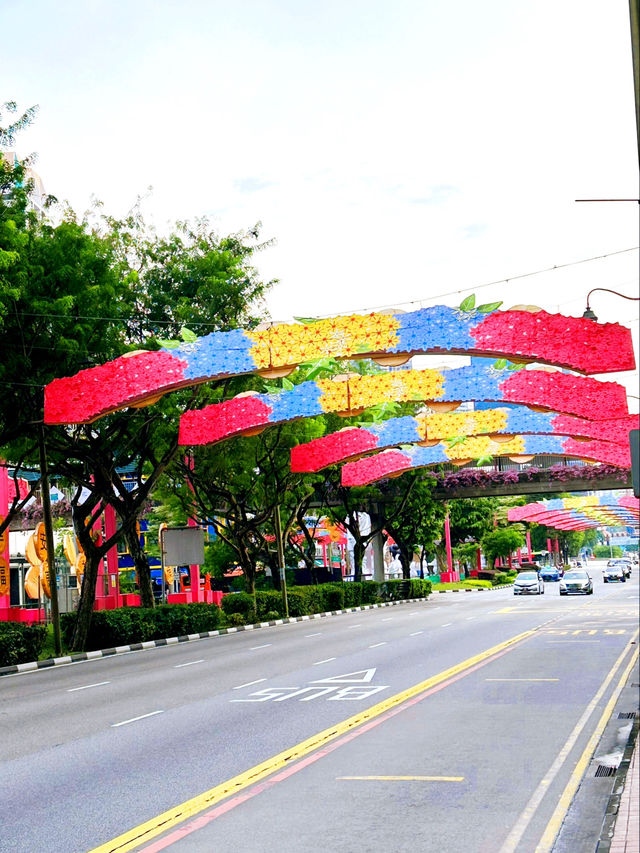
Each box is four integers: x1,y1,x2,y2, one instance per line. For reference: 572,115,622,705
45,351,187,424
501,371,628,420
179,396,273,445
291,429,380,472
471,310,635,374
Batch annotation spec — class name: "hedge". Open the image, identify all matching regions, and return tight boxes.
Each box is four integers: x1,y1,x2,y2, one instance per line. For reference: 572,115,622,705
0,622,47,667
54,579,433,654
60,603,225,652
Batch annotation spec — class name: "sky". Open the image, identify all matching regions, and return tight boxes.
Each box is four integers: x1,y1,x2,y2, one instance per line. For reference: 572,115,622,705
2,0,639,409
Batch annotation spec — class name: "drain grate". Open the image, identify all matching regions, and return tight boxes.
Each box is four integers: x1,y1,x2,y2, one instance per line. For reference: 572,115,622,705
595,765,618,777
618,712,637,719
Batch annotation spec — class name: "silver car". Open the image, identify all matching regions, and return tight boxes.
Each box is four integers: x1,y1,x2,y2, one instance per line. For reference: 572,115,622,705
560,570,594,595
603,564,626,583
513,571,545,595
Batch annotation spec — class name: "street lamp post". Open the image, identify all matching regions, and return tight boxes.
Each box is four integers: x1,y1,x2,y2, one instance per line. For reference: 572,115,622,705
582,288,640,322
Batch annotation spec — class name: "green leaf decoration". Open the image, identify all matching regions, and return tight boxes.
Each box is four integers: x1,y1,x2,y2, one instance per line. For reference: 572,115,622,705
493,358,508,370
180,326,198,343
476,301,503,313
507,362,526,371
459,294,476,312
293,316,321,324
476,454,494,466
157,339,180,349
446,435,468,447
282,378,295,391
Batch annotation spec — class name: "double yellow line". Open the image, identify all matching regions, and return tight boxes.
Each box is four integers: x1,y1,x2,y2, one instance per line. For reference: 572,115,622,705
90,628,535,852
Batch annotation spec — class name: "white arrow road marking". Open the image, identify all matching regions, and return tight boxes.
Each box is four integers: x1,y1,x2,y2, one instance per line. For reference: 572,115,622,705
311,669,377,684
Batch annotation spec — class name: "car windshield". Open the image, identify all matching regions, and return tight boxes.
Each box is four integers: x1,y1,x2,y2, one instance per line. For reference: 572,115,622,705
517,572,538,580
564,572,588,580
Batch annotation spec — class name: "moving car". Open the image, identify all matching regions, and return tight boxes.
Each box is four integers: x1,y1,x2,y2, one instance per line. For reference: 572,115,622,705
560,570,593,595
603,564,626,583
540,566,561,582
513,571,545,595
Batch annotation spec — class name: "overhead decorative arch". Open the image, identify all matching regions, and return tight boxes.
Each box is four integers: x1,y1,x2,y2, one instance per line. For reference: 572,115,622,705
178,364,629,447
290,411,639,473
43,305,635,425
340,436,632,487
507,496,639,530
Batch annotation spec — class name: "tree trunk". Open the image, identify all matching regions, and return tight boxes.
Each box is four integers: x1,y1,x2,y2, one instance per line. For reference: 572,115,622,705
123,524,154,608
71,551,101,652
353,540,365,583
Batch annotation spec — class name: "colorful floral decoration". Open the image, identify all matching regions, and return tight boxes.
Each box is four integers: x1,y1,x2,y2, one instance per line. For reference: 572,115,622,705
44,305,635,425
290,409,638,472
179,364,629,447
340,436,632,487
507,496,639,530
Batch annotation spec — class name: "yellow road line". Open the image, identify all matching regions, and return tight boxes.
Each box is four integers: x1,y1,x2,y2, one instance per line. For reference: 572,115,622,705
498,630,639,853
337,775,464,782
89,628,536,853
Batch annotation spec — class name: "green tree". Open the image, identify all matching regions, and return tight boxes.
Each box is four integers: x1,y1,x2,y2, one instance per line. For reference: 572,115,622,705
481,527,525,567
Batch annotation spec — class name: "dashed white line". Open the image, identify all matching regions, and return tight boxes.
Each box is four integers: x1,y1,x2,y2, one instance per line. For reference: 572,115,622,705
369,642,387,648
313,657,337,665
381,618,393,622
466,617,476,620
250,644,272,650
349,624,362,629
305,633,322,638
410,631,423,636
409,612,419,615
111,710,164,728
441,623,452,627
67,681,111,692
174,659,205,668
233,678,267,690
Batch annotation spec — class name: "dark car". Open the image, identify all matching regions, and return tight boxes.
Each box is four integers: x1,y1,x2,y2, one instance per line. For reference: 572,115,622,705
540,566,561,582
560,570,593,595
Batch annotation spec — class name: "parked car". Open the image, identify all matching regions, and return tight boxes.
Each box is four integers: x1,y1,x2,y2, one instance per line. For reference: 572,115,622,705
560,570,593,595
540,566,561,582
603,564,626,583
513,571,545,595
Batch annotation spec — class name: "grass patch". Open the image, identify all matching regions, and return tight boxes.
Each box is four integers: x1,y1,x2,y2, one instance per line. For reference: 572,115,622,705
39,623,70,660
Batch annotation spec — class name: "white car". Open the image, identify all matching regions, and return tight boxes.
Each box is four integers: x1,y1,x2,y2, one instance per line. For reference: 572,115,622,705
603,564,626,583
513,571,545,595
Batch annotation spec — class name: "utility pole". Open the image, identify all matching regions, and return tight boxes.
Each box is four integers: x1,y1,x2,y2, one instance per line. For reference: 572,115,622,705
38,424,61,656
274,504,288,617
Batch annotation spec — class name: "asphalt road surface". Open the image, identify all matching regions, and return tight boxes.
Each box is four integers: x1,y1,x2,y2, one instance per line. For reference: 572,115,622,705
0,559,637,853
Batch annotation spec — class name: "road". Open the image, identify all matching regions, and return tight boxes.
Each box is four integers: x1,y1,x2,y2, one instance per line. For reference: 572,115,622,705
0,560,637,853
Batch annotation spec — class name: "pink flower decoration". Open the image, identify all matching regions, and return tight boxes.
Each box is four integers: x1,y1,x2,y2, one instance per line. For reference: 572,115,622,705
501,371,628,420
341,450,411,487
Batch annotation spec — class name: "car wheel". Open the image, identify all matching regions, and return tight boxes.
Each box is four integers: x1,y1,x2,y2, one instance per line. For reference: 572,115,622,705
604,579,608,583
621,577,626,582
560,591,566,596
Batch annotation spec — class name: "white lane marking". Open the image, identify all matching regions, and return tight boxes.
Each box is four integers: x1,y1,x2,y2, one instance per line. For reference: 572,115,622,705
409,612,419,615
305,633,322,638
466,617,476,620
67,681,111,692
441,623,452,627
381,618,393,622
111,710,164,728
349,624,362,629
369,642,387,648
546,640,601,644
174,659,205,668
485,678,559,682
249,644,272,650
233,678,267,690
410,631,423,636
313,657,337,665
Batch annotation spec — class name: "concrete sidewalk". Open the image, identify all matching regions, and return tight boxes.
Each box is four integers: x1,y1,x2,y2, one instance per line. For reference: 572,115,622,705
606,736,639,853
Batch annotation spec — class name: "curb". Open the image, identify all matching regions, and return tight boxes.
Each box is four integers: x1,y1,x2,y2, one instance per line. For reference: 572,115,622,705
596,713,640,852
1,597,427,677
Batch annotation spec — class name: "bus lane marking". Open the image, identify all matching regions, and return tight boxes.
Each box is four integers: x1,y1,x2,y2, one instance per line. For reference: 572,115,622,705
89,628,539,853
